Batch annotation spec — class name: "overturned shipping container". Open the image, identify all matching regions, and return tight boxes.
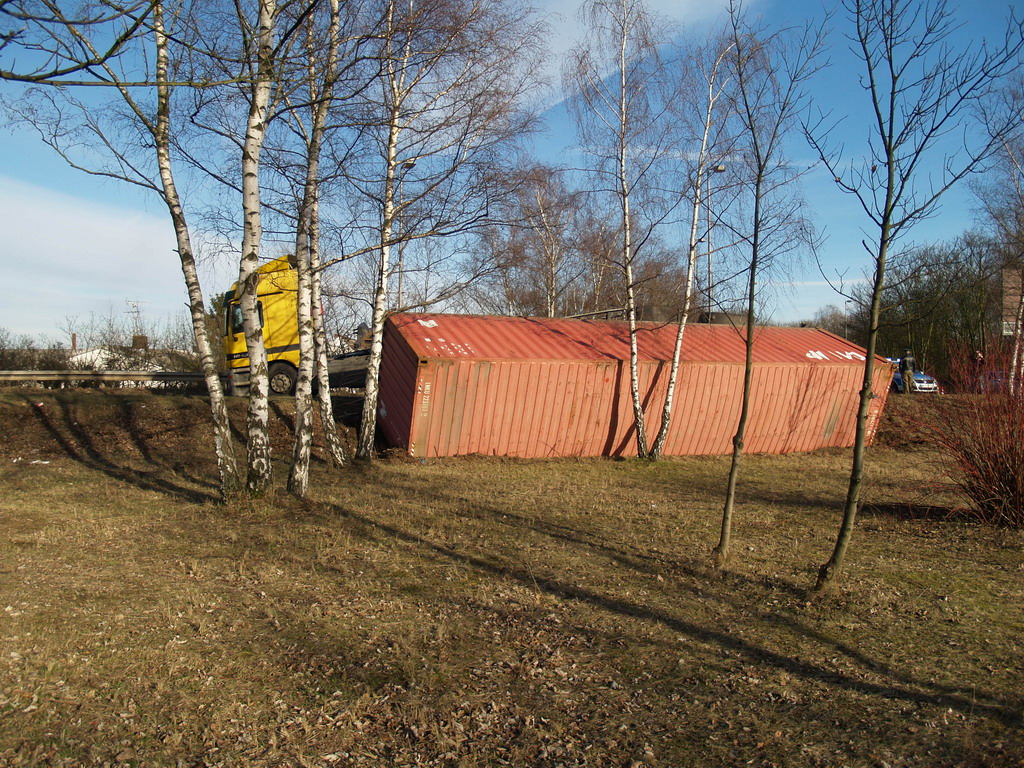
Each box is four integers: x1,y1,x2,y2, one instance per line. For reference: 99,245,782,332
377,314,893,459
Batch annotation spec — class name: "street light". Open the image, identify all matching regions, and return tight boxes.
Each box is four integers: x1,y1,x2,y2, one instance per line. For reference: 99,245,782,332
706,163,727,317
844,298,853,339
396,159,417,309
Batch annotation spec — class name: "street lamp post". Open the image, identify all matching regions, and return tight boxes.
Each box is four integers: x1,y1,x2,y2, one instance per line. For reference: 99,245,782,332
396,159,416,310
706,163,727,317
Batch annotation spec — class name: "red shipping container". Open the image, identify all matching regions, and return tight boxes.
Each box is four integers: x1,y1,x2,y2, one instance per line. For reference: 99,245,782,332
376,313,893,459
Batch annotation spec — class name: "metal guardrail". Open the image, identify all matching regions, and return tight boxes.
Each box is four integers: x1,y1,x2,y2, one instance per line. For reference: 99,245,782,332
0,370,366,397
0,370,207,383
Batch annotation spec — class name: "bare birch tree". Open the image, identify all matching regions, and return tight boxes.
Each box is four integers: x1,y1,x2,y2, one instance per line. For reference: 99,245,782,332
469,165,590,317
226,0,279,495
154,0,241,495
3,0,243,496
516,167,585,318
283,0,356,495
649,34,736,460
806,0,1024,591
345,0,543,460
566,0,680,458
183,0,313,494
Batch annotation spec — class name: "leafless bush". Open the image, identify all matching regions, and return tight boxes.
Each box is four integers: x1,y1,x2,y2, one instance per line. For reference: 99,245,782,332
926,343,1024,527
60,309,200,372
0,327,70,372
0,309,203,392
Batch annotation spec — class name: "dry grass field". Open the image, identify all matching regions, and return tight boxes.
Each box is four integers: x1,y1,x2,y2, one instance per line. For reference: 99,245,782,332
0,389,1020,767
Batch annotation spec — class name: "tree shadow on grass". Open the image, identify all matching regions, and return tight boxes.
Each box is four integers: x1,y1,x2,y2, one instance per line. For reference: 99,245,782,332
23,395,219,504
317,495,1021,728
859,501,977,523
375,472,809,599
107,395,229,490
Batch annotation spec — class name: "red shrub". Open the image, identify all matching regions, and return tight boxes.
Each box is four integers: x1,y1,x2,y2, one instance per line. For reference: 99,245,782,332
925,343,1024,527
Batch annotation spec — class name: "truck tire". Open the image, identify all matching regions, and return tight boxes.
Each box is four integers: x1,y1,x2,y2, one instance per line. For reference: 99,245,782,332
268,362,297,396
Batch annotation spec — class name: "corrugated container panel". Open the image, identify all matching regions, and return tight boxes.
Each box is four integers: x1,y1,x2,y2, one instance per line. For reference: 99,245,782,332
379,313,893,459
579,362,607,456
377,324,420,452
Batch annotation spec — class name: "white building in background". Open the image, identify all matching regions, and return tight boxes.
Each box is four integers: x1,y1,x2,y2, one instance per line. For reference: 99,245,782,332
1004,265,1023,337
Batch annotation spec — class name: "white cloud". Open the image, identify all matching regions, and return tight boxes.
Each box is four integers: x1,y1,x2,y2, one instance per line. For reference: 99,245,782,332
0,176,226,340
543,0,735,52
537,0,738,96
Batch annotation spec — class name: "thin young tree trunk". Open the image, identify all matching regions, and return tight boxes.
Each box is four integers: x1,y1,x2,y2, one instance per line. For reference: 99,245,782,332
815,217,891,591
714,185,761,566
714,6,821,567
237,0,277,495
153,2,241,497
814,1,904,591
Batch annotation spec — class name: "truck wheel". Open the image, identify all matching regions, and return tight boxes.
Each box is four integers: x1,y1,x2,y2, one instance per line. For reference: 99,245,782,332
268,363,296,396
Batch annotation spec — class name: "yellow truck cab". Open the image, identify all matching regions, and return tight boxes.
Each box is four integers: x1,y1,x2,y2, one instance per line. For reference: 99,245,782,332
223,255,300,395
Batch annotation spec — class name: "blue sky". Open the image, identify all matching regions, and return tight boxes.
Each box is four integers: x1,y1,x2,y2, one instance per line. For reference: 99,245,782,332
0,0,1013,340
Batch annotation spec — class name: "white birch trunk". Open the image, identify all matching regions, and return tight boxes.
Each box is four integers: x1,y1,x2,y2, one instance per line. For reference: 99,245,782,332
311,208,348,467
153,2,241,496
617,7,647,458
288,0,344,494
360,257,391,462
1011,267,1024,396
649,191,701,460
288,229,315,496
237,0,276,495
357,111,400,460
650,53,727,459
357,0,406,461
